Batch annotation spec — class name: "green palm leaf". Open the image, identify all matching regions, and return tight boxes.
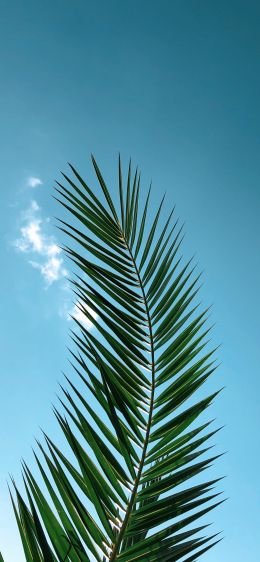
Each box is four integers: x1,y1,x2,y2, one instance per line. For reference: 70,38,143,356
8,156,223,562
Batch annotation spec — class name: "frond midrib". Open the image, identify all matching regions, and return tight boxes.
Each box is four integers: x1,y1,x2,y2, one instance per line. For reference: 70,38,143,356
109,235,156,561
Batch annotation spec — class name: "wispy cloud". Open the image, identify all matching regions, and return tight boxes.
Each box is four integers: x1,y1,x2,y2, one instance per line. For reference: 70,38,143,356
70,301,98,330
59,300,97,331
13,192,97,330
14,200,68,286
27,176,43,188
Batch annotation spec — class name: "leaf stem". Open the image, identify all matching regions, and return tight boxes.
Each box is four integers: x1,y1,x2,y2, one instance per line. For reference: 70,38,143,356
109,239,156,560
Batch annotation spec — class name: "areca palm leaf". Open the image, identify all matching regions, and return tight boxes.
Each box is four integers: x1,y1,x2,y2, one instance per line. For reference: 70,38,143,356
10,156,223,562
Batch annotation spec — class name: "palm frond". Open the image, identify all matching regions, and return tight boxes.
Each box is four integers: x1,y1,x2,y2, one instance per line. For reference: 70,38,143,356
10,156,223,562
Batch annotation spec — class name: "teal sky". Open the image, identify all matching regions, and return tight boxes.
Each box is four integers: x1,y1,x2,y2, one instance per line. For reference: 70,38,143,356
0,0,260,560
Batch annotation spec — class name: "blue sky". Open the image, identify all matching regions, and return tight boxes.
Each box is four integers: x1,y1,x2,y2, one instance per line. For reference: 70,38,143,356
0,0,260,560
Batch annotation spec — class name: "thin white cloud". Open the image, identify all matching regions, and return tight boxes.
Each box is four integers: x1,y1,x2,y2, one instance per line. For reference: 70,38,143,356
70,301,98,330
29,254,67,285
19,220,43,253
20,199,40,219
14,198,97,330
28,200,40,212
59,300,97,331
27,177,43,188
14,200,68,287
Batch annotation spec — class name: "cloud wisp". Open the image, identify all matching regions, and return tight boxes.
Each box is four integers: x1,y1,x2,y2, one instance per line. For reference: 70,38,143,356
68,301,98,330
26,177,43,188
13,184,97,330
14,200,68,286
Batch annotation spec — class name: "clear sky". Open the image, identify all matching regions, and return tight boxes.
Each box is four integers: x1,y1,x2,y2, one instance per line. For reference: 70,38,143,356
0,0,259,560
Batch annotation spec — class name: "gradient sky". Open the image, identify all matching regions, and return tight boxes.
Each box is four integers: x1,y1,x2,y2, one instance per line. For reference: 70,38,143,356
0,1,260,560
